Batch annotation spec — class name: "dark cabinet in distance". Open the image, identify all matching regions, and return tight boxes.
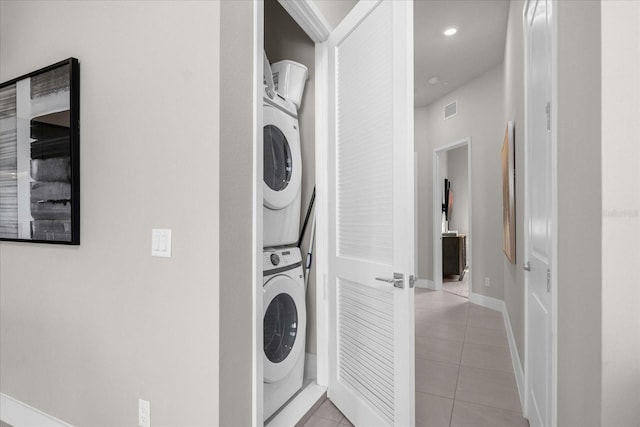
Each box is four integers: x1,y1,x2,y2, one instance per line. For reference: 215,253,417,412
443,234,466,276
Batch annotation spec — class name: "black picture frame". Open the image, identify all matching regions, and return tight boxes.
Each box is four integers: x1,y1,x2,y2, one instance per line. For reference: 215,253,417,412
0,58,80,244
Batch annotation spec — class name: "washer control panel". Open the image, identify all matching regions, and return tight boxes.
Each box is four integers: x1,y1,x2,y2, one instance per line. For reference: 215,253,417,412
264,85,297,118
263,247,302,272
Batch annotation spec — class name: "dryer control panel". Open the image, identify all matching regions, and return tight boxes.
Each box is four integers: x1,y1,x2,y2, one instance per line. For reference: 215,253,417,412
263,247,302,271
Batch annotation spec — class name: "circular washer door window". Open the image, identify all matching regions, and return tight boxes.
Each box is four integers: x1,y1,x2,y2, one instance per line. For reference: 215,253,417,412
264,125,292,192
263,292,298,363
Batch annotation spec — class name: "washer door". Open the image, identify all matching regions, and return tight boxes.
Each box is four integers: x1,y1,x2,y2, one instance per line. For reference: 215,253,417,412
263,273,306,383
263,105,301,210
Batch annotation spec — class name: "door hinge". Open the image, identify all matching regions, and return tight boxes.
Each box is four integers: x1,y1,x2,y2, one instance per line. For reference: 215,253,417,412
547,269,551,292
546,102,551,132
409,275,416,288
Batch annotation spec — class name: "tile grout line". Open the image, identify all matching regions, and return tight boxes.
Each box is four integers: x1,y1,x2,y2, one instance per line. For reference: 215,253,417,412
415,389,458,401
308,400,347,425
454,363,518,377
416,333,466,345
449,300,470,426
458,361,515,374
415,355,464,366
458,337,515,374
453,397,527,415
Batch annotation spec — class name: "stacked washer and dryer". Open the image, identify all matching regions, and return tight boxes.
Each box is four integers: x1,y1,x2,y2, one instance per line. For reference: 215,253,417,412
262,53,309,421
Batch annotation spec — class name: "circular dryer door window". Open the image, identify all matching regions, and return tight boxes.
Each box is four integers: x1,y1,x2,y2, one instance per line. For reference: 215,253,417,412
264,125,292,192
264,293,298,363
263,273,306,383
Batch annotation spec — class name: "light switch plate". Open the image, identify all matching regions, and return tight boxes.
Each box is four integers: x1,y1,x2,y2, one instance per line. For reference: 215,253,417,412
151,229,171,258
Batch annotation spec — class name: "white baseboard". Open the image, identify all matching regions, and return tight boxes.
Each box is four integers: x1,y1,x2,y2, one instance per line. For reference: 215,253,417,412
304,352,317,380
416,279,439,290
0,393,72,427
468,292,525,411
503,306,525,408
469,292,503,312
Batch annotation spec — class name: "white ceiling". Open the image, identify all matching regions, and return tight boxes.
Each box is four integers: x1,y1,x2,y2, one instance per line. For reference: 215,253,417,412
414,0,510,107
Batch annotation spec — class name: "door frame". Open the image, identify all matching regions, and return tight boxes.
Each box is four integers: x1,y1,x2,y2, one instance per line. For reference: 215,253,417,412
258,1,416,425
522,0,558,425
255,1,333,425
432,138,472,293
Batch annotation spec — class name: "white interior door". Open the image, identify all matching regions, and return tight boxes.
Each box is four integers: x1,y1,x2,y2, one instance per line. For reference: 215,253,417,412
524,0,553,426
324,1,414,426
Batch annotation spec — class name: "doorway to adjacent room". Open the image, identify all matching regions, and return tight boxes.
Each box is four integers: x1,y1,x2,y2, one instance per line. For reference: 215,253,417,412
433,138,472,298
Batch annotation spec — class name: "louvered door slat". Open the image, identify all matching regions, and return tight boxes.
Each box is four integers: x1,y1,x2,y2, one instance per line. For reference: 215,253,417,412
338,278,394,424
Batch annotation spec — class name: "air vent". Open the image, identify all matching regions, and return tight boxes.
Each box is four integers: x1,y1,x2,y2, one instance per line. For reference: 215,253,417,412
444,100,457,120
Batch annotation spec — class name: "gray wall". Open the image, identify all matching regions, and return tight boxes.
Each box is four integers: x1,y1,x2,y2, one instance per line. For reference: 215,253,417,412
556,2,603,424
0,1,220,426
416,65,505,299
502,0,526,368
311,0,358,30
219,1,258,426
415,107,432,279
601,1,640,425
264,0,318,356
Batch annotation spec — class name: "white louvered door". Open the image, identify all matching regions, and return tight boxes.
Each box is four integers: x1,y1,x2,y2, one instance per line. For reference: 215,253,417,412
325,1,414,425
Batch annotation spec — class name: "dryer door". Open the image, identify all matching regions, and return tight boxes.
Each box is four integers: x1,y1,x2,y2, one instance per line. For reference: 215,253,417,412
263,105,302,210
263,273,306,383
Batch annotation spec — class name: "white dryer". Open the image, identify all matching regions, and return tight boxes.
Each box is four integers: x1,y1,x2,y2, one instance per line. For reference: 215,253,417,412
263,85,302,247
263,247,306,421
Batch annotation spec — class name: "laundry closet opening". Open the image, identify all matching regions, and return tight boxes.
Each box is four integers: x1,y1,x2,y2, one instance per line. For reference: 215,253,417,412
261,0,323,424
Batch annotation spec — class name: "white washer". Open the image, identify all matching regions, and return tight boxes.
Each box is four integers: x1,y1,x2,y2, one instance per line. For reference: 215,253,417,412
263,247,306,421
263,85,302,247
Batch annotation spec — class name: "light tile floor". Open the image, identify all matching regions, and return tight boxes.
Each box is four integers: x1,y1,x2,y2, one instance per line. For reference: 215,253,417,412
305,289,528,427
303,398,354,426
442,269,469,298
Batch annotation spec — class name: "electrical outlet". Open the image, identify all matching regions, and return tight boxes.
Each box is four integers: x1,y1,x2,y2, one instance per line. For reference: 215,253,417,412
139,399,150,427
484,277,491,287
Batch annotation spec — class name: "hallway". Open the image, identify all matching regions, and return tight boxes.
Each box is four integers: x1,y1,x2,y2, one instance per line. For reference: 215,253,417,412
304,289,528,426
414,289,527,426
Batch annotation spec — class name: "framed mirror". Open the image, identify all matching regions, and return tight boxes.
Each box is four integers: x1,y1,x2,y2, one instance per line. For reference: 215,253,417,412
0,58,80,244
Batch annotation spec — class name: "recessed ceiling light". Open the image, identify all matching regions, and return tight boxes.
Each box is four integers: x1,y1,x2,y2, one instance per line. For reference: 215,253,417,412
443,27,458,36
428,76,439,85
443,81,449,86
